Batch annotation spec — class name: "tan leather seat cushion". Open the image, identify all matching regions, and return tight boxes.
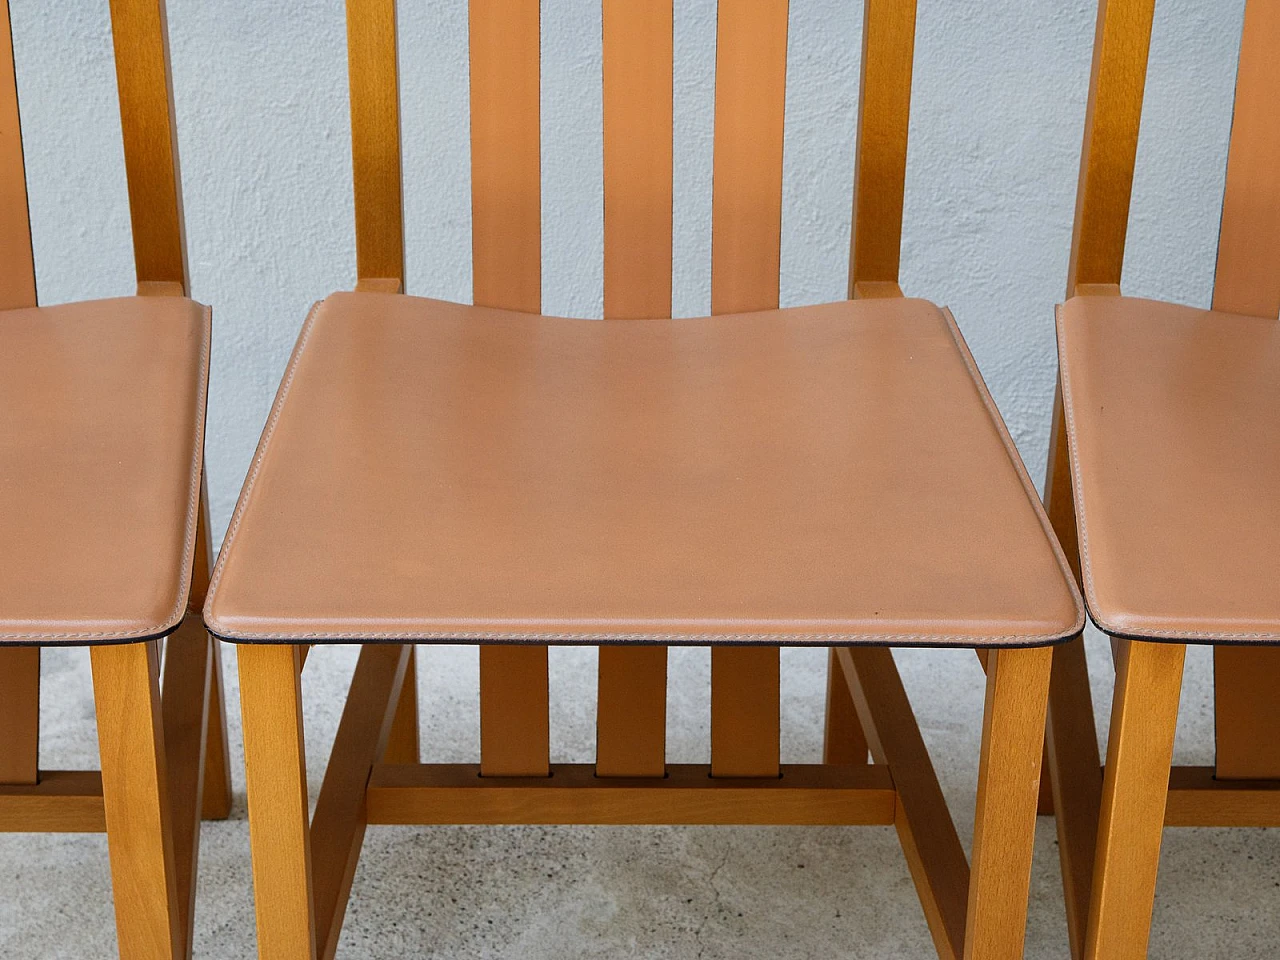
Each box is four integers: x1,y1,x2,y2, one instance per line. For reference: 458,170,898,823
205,292,1082,646
1058,295,1280,643
0,296,211,643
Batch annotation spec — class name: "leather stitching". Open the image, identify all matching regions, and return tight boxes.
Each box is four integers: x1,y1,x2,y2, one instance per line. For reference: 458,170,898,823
205,299,324,615
1056,301,1280,643
4,301,212,643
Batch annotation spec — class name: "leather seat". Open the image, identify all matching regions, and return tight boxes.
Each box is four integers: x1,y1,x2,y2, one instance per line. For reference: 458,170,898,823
1057,295,1280,643
0,296,211,643
204,292,1082,646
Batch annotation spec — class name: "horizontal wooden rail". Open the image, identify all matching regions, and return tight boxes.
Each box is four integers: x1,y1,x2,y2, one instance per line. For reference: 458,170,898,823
366,763,896,826
1164,766,1280,827
0,770,107,832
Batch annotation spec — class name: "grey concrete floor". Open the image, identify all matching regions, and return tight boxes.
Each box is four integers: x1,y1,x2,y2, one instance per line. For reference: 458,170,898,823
2,630,1278,959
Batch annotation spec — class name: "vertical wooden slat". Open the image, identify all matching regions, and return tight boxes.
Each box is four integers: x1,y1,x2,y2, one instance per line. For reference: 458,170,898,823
594,0,673,780
1212,0,1280,320
108,0,188,293
710,647,779,778
478,646,549,778
0,648,39,785
347,0,404,287
706,0,787,778
848,0,916,298
709,0,788,316
602,0,672,318
823,648,868,765
0,0,35,311
1065,0,1155,295
1211,0,1280,782
470,0,540,312
92,641,183,960
470,0,548,778
707,0,788,777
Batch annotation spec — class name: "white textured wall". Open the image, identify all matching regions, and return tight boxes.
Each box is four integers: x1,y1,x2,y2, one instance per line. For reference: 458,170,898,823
8,0,1246,549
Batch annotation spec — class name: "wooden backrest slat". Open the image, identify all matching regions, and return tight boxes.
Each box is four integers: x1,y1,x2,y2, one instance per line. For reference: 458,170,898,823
347,0,404,288
1065,0,1155,297
848,0,916,297
109,0,188,293
1211,0,1280,319
709,0,789,316
0,1,35,310
602,0,673,320
469,0,540,313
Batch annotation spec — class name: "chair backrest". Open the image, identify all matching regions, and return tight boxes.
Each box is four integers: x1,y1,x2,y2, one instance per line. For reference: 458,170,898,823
1068,0,1280,317
0,0,188,309
344,0,919,316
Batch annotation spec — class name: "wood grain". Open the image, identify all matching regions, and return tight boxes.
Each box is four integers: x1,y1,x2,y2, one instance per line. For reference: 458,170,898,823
709,0,788,315
239,644,317,960
710,646,780,778
92,641,183,960
841,646,967,960
367,762,895,826
0,0,35,310
346,0,404,286
469,0,540,312
1084,640,1184,960
109,0,188,292
849,0,917,295
964,647,1052,960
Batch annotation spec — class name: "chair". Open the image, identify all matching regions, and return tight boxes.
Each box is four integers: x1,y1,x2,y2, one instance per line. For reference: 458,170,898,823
206,2,1083,958
0,1,231,956
1042,0,1280,956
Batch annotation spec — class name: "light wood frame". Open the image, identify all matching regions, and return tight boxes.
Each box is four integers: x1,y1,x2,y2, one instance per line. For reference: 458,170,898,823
233,3,1059,958
1043,1,1280,956
0,2,232,957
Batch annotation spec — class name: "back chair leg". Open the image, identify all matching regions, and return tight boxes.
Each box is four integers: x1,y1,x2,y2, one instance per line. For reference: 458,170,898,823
964,645,1052,960
92,641,184,960
1084,640,1185,960
1045,634,1102,960
201,637,234,818
238,643,318,960
0,647,40,785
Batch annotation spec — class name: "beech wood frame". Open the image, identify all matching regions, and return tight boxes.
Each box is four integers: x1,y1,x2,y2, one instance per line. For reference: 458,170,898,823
1043,1,1280,957
234,3,1062,959
0,3,232,957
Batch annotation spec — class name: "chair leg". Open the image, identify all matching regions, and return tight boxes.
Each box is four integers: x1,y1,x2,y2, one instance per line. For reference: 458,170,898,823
823,648,869,764
1084,640,1185,960
0,647,40,784
963,645,1052,960
381,645,420,764
92,641,184,960
239,644,317,960
201,637,234,819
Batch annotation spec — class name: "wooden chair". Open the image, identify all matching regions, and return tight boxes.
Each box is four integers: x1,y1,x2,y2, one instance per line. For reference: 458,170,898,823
205,3,1083,958
0,2,232,956
1043,0,1280,956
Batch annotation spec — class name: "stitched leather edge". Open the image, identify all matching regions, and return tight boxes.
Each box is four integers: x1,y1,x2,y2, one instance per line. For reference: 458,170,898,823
3,300,212,644
1056,299,1280,644
940,306,1087,640
205,296,1085,647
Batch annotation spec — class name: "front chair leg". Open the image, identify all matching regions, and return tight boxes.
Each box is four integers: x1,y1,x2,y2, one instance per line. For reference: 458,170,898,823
92,641,184,960
239,644,317,960
964,645,1052,960
1084,639,1184,960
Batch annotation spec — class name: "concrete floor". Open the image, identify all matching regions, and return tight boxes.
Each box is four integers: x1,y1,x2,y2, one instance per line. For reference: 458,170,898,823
2,630,1278,959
